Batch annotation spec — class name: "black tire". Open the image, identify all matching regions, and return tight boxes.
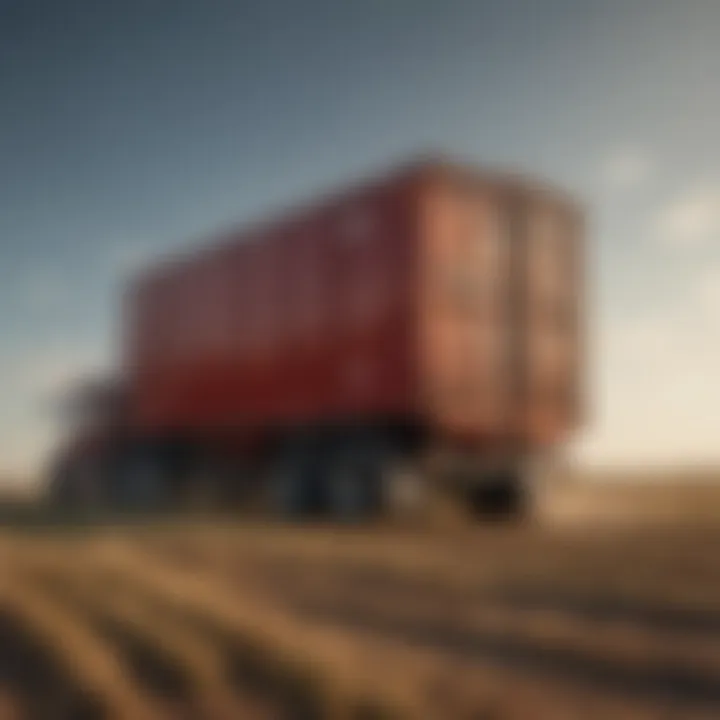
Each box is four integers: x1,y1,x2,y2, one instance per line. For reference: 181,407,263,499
326,444,379,521
111,447,170,512
266,440,325,518
326,435,426,521
467,472,526,520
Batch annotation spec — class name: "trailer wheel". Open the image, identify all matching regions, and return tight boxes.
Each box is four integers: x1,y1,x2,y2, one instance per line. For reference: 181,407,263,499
326,446,378,521
468,471,526,520
326,436,427,521
180,456,231,511
113,448,170,511
266,442,322,518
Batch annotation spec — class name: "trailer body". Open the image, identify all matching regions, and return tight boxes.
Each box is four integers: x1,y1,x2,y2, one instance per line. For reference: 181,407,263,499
51,159,584,517
127,172,419,439
127,161,582,449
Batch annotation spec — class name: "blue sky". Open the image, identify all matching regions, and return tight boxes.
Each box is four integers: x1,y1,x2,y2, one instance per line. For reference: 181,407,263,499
1,0,719,477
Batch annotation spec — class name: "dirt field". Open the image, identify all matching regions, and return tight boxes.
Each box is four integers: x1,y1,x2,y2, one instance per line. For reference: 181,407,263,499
0,477,720,719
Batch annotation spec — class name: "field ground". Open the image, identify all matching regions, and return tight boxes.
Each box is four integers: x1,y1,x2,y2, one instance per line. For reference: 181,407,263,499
0,472,719,719
536,466,720,525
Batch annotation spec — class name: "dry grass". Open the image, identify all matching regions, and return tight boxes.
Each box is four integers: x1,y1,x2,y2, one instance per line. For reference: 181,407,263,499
0,478,720,719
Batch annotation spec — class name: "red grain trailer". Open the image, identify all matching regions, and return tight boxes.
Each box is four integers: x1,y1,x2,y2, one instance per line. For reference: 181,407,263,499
49,157,584,518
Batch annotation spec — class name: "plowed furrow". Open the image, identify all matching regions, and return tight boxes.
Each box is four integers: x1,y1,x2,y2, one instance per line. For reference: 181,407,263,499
126,539,720,717
219,560,720,713
146,537,720,684
0,686,22,720
92,544,427,718
488,587,720,637
282,594,720,713
0,578,156,720
93,544,718,720
137,528,720,625
20,568,279,720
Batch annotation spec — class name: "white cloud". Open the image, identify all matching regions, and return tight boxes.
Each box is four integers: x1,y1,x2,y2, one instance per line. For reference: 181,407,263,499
600,146,652,191
574,290,720,468
656,185,720,248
